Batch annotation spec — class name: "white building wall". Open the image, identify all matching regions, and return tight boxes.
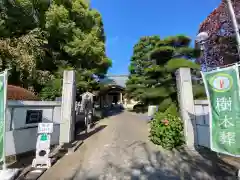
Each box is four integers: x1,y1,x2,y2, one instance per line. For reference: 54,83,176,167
6,100,61,156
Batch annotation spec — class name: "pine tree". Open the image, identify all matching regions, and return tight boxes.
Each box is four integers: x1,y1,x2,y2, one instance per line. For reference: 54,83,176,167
126,36,160,101
126,35,201,112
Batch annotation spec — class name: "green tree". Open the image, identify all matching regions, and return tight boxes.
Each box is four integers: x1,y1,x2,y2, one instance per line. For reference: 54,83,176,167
126,36,160,100
126,35,201,112
41,0,111,97
0,0,111,99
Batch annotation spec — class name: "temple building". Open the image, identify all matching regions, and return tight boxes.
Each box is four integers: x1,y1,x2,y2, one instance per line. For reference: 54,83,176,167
96,75,128,108
96,75,139,110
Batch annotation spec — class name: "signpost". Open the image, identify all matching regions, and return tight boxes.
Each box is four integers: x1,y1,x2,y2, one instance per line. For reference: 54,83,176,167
32,123,53,169
201,65,240,156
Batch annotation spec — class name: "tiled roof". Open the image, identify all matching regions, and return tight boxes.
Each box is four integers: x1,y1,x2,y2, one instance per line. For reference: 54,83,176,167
99,75,128,88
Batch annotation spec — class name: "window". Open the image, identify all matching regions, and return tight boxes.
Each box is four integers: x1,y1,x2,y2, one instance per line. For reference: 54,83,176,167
26,110,43,124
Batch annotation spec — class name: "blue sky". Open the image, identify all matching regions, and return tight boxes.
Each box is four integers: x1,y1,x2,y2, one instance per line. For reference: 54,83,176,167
91,0,221,75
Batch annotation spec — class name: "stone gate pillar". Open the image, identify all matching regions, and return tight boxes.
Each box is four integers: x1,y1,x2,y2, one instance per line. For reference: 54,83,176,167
176,68,197,148
59,70,76,145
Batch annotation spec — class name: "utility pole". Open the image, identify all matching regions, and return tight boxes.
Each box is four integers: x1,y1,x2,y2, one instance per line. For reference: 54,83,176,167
226,0,240,55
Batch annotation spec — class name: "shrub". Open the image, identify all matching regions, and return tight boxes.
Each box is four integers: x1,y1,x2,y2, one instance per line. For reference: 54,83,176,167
149,111,184,150
192,84,207,100
39,78,62,100
164,103,179,117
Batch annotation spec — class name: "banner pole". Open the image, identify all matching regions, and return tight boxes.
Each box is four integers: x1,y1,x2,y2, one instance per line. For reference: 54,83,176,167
234,64,240,178
2,70,7,170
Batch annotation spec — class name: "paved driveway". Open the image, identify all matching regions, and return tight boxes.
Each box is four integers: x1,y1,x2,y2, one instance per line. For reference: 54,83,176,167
40,111,238,180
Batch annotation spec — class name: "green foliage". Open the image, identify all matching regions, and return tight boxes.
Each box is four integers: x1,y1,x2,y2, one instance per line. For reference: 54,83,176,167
150,46,175,64
157,98,172,112
165,58,200,71
164,103,179,117
149,112,184,150
0,0,111,99
126,35,200,112
192,84,207,100
126,36,160,101
191,69,207,100
163,35,191,46
40,78,62,100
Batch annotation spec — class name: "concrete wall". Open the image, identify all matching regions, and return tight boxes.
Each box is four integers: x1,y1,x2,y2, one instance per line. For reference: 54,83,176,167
6,100,61,156
194,100,210,148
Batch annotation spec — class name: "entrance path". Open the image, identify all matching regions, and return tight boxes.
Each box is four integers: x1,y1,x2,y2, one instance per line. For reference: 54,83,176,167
40,111,238,180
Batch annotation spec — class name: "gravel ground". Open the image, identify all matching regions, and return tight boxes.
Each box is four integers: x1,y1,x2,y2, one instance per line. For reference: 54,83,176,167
40,111,239,180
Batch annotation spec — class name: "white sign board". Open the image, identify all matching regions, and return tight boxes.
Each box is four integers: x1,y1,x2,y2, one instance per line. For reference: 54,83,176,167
38,123,53,134
32,134,51,169
32,123,53,168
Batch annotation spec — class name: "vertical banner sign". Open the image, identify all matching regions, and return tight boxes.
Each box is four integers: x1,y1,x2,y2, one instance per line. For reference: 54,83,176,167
201,65,240,156
0,71,7,163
